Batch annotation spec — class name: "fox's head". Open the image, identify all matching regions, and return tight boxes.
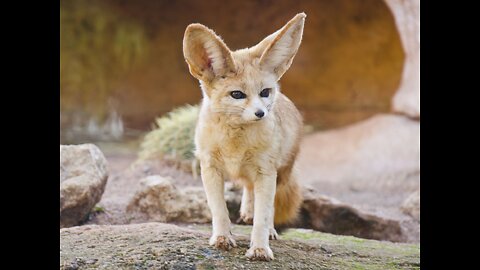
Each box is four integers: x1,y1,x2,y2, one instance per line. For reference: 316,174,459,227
183,13,306,124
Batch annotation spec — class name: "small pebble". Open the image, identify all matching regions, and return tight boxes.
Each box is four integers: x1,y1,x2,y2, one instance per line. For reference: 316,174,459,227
86,259,98,264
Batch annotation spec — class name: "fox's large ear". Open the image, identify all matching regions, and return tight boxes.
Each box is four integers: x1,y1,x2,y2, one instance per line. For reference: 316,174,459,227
183,24,237,82
257,13,306,80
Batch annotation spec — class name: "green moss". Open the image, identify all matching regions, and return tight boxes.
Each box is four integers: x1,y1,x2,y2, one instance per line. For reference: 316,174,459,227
350,262,369,270
197,264,216,270
281,229,320,240
92,205,105,213
199,225,419,259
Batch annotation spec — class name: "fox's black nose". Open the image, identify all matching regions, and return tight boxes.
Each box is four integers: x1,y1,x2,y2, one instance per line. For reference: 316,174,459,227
255,110,265,118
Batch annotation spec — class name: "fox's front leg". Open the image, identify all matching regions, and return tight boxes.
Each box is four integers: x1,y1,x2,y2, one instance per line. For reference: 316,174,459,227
201,165,236,250
246,172,276,261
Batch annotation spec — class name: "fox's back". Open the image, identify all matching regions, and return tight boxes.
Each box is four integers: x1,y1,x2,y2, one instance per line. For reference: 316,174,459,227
271,93,303,169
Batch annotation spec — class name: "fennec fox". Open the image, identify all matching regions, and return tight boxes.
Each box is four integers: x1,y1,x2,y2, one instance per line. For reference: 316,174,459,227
183,13,306,261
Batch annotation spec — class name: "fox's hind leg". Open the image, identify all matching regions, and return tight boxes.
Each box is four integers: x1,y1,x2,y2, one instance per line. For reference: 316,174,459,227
239,185,277,239
269,211,279,240
238,186,254,224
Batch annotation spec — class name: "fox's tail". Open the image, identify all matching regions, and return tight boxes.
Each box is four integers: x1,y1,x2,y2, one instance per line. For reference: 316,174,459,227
274,168,303,226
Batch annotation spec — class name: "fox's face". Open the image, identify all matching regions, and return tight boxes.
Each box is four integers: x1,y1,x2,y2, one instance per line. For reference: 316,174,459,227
200,63,279,123
183,13,305,124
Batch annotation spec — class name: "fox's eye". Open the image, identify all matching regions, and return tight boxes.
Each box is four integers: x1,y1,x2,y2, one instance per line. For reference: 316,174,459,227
260,88,271,98
230,90,246,99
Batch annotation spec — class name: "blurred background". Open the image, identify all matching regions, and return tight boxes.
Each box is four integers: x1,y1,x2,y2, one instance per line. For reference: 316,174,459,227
60,0,405,143
60,0,419,244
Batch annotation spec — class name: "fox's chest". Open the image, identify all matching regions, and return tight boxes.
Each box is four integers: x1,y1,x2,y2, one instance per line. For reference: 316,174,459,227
221,154,244,179
203,130,270,179
216,145,264,180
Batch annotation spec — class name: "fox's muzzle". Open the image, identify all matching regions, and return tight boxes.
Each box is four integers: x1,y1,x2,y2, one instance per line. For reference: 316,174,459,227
255,110,265,119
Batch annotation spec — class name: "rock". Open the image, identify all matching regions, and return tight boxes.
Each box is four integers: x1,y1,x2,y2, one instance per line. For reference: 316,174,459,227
295,109,419,244
60,144,109,228
384,0,420,118
298,188,405,242
401,190,420,221
126,176,242,224
298,114,419,188
126,175,211,223
60,222,419,269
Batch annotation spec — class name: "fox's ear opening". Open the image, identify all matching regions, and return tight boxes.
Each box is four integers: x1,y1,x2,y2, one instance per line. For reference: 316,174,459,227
183,24,237,82
258,13,306,80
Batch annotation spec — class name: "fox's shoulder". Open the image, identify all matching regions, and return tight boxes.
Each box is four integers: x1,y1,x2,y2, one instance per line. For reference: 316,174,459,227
274,93,303,123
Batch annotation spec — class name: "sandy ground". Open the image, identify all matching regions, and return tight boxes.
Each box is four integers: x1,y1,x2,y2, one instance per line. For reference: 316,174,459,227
86,137,419,243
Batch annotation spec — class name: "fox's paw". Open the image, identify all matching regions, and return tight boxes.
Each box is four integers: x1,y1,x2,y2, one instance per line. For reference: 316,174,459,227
269,228,279,240
245,246,274,261
237,213,253,225
209,235,237,251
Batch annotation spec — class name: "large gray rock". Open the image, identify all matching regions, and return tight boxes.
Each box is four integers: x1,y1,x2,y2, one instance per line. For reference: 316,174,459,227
60,144,109,228
127,175,212,223
298,188,405,242
60,223,420,269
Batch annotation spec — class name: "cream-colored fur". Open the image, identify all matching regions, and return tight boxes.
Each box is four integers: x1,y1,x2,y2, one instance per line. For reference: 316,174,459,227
183,13,306,261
